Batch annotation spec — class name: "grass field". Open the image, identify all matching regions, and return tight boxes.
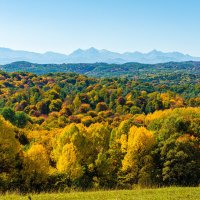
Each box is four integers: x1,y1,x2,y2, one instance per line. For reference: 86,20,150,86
0,187,200,200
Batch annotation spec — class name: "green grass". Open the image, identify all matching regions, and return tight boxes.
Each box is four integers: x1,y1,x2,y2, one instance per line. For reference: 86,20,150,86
0,187,200,200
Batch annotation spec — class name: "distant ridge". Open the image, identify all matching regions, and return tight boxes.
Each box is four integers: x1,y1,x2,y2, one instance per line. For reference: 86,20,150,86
0,47,200,64
1,61,200,77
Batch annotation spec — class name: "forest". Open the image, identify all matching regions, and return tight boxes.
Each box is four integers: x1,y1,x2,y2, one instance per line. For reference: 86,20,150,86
1,60,200,77
0,70,199,193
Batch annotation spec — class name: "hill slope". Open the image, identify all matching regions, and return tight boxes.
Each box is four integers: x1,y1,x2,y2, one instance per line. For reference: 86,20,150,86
1,61,200,77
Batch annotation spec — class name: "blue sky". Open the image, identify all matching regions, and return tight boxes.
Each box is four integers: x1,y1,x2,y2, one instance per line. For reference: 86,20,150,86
0,0,200,56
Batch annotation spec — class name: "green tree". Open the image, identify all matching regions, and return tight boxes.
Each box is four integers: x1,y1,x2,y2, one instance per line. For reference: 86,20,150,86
14,111,29,128
49,99,62,112
1,107,15,124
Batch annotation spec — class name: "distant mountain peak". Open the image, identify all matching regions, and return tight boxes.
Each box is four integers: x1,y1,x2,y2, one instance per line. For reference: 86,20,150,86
87,47,98,51
85,47,99,53
69,48,84,56
148,49,162,54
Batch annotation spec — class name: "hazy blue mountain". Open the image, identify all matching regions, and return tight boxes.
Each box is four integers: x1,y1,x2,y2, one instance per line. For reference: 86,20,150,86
0,48,67,64
0,47,199,64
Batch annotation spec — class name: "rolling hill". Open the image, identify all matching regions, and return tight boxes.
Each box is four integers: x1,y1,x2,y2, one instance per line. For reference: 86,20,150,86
1,61,200,77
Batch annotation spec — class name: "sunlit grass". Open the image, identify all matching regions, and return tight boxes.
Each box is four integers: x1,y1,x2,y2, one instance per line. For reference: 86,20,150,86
0,187,199,200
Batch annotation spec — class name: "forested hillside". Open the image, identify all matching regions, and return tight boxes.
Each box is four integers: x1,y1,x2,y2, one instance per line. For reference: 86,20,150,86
0,70,199,192
1,61,200,77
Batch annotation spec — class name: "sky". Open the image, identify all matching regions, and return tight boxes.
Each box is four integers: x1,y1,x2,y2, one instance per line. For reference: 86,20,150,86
0,0,200,56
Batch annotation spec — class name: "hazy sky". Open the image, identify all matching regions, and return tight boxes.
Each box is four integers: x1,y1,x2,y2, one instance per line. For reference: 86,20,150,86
0,0,200,55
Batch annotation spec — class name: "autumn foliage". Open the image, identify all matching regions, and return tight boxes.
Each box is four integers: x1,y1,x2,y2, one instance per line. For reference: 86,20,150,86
0,71,199,192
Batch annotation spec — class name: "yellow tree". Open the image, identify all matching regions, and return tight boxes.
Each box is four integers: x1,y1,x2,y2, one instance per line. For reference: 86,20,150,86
121,126,155,186
52,123,90,162
73,95,81,111
23,144,49,188
57,143,83,180
0,116,20,173
86,123,113,187
87,123,111,153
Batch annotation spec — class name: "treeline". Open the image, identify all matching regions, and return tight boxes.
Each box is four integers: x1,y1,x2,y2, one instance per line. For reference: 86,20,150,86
0,71,200,192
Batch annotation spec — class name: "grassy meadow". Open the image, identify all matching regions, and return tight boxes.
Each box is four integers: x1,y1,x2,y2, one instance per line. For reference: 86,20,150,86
0,187,200,200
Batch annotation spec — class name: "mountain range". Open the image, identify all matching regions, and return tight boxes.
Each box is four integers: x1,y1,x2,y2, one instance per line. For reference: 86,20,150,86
0,47,199,64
